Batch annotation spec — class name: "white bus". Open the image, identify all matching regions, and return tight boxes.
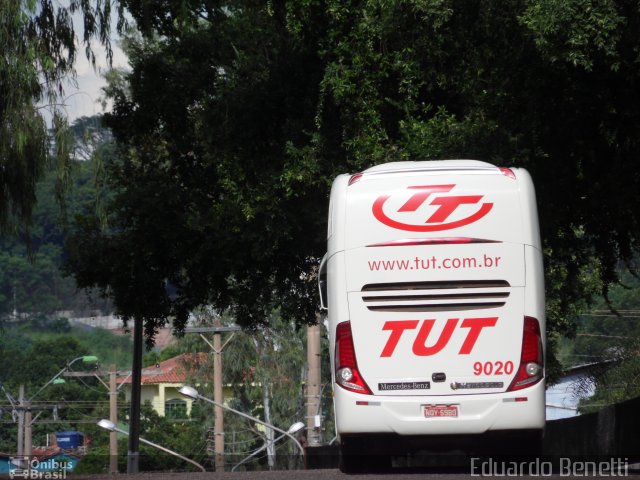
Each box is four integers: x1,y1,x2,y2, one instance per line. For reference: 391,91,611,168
319,160,545,471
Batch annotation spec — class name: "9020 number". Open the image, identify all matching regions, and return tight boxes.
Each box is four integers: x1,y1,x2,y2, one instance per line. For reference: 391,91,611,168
473,361,514,376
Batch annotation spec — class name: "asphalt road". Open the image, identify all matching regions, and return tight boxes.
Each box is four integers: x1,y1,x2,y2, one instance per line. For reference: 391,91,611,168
75,466,640,480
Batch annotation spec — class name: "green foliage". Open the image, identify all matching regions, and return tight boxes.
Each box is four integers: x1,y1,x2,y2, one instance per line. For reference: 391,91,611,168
1,0,53,231
0,316,134,458
559,266,640,411
0,0,121,233
0,320,132,392
74,445,111,475
580,355,640,414
74,403,208,474
0,326,128,454
0,245,67,315
175,308,328,469
0,308,319,472
0,134,114,318
224,315,306,434
398,109,501,161
63,1,640,384
519,0,624,70
186,309,308,455
131,403,208,471
143,344,182,367
66,1,331,332
0,333,87,391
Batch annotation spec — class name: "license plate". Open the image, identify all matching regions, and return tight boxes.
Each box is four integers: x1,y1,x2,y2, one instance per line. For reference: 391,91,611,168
423,404,459,418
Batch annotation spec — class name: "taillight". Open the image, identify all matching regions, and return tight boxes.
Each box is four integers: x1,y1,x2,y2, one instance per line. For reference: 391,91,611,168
348,173,363,185
335,321,372,394
499,167,516,179
508,316,544,391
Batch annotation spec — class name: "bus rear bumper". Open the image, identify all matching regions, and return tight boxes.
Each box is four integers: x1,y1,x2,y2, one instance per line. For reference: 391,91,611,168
335,381,545,437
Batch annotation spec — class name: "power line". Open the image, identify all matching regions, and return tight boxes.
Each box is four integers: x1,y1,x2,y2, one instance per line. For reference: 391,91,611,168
576,333,634,339
579,313,640,319
593,308,640,315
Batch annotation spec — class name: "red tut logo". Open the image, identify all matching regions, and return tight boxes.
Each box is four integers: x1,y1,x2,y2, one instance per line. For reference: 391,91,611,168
372,184,493,232
381,317,498,357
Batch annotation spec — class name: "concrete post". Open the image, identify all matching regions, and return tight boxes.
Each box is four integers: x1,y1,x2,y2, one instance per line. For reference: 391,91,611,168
306,323,322,447
17,385,24,459
213,320,225,471
24,403,32,461
109,364,118,474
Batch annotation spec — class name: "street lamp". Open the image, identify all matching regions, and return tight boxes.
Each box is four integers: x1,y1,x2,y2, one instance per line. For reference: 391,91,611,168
179,386,306,460
232,421,305,471
97,419,205,472
29,355,98,401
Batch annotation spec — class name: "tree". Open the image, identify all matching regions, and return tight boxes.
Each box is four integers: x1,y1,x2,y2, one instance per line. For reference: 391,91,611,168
0,245,67,316
0,116,114,318
177,308,313,470
65,1,640,378
66,1,333,334
0,319,136,457
566,266,640,411
0,0,121,233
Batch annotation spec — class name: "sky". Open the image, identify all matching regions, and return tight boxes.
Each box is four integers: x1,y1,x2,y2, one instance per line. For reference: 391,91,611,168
62,40,129,123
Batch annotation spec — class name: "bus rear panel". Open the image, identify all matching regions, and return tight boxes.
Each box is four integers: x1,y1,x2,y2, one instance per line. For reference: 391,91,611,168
321,160,545,468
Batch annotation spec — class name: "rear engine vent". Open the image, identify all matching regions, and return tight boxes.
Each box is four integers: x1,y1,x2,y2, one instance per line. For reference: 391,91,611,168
361,280,510,312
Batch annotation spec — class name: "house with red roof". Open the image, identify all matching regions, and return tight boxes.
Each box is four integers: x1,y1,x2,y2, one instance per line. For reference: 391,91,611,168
118,353,210,418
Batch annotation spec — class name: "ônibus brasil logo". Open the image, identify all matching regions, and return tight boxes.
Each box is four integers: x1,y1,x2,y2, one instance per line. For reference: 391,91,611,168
372,184,493,232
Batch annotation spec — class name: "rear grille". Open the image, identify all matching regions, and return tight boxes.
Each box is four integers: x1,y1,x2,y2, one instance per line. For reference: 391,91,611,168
361,280,510,312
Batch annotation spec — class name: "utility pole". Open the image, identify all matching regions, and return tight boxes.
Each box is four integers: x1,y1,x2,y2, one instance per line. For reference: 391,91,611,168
109,364,118,474
64,364,165,473
15,385,33,475
24,401,32,460
17,385,24,459
213,318,224,471
262,382,275,469
16,384,66,468
16,385,33,473
128,317,144,474
185,322,240,472
306,323,322,447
